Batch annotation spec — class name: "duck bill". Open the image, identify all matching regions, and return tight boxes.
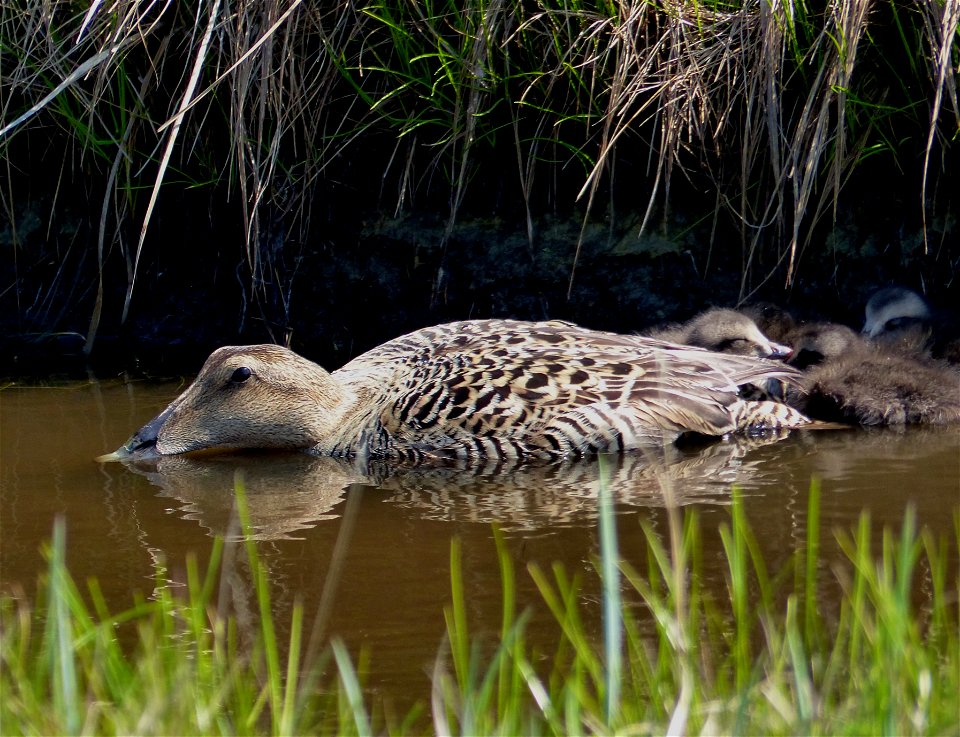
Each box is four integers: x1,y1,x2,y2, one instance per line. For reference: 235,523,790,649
95,404,174,463
765,342,793,361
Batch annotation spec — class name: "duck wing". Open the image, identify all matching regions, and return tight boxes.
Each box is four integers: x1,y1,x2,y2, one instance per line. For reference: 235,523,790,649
342,320,802,460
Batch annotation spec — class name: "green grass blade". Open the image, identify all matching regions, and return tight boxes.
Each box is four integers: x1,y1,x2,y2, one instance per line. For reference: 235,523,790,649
597,454,621,723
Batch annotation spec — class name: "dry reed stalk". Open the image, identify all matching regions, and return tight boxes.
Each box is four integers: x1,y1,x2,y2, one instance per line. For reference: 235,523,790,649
919,0,960,254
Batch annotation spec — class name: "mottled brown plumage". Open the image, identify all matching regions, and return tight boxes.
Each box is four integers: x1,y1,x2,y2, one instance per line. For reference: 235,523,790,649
101,319,810,463
646,307,794,402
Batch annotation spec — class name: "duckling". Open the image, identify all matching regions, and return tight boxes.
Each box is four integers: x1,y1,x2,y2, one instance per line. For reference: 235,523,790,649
647,308,793,359
784,322,860,370
738,302,797,344
784,321,960,426
862,286,960,362
647,308,793,401
99,319,810,464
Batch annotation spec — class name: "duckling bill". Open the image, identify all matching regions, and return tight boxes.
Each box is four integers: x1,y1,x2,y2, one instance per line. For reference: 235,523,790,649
99,319,810,464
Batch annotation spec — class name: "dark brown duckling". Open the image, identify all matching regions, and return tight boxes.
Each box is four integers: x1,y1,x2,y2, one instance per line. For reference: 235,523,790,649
784,322,860,370
648,308,793,359
784,321,960,426
738,302,797,344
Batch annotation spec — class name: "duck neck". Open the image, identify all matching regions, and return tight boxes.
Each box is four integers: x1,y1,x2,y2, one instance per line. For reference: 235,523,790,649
290,364,361,450
315,361,398,455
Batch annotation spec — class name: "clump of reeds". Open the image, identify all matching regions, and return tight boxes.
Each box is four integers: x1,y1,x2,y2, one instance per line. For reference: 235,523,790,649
2,1,956,342
2,477,957,735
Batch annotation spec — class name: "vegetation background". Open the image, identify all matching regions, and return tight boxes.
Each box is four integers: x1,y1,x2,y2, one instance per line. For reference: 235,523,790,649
1,0,957,374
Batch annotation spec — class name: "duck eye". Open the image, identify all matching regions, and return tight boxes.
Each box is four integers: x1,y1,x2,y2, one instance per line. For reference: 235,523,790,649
230,366,252,383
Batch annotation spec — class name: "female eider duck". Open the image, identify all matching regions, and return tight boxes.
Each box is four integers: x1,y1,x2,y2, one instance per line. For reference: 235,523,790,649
99,319,810,464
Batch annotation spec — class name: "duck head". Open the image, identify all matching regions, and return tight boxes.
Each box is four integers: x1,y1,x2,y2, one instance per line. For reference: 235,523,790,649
862,287,931,338
98,345,350,462
738,302,796,343
684,308,793,360
784,323,860,369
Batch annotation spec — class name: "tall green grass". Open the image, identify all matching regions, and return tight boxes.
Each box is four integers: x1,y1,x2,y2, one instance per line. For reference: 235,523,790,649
0,503,381,735
2,480,957,735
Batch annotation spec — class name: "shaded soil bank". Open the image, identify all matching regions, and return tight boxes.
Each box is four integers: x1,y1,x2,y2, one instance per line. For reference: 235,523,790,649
2,189,956,380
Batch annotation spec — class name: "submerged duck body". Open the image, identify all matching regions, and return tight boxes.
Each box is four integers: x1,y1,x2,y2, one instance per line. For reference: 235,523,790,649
104,319,810,464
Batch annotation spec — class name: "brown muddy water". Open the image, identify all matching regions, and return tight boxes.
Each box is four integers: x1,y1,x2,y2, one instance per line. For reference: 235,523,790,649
2,377,959,711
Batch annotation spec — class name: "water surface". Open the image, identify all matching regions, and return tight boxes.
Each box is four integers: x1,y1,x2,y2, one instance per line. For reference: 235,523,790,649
2,378,958,709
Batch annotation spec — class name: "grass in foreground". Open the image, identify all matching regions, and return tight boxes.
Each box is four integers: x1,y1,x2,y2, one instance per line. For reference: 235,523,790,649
1,480,957,735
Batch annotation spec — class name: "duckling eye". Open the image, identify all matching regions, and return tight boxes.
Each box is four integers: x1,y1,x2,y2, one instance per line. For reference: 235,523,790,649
230,366,252,384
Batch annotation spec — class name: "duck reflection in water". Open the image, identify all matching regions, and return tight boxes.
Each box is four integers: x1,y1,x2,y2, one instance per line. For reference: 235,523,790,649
108,423,959,540
121,452,366,540
114,433,804,539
